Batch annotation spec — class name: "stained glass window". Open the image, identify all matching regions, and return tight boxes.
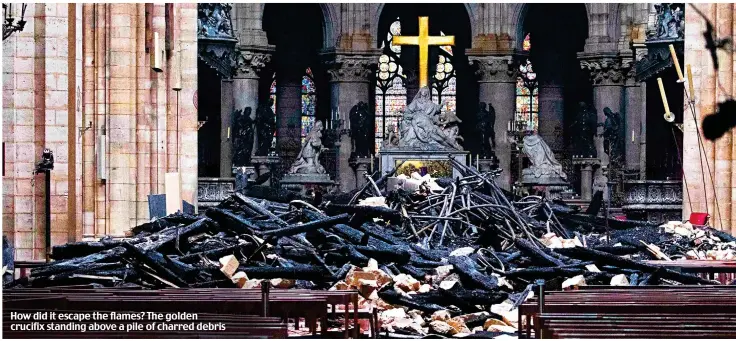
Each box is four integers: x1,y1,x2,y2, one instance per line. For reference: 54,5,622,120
375,18,407,153
301,68,317,144
431,32,457,127
514,33,539,132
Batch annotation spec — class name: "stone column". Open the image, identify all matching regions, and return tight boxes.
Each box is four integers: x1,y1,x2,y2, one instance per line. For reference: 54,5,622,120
537,80,565,151
219,80,234,177
624,68,643,174
324,51,377,192
535,48,565,152
275,53,304,162
579,54,631,198
232,48,271,171
468,55,519,190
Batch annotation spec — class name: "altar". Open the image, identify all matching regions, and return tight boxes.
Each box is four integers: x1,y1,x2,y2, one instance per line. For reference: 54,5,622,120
380,149,469,179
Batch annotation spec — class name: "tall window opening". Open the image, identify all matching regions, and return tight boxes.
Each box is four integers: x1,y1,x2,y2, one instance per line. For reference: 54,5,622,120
514,33,539,132
269,67,318,145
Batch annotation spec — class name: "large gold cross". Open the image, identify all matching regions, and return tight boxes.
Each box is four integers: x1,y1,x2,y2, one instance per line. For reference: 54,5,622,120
392,17,455,88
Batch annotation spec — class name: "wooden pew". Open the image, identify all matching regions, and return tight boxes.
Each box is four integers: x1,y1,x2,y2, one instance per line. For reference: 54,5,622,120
3,287,362,338
6,287,368,338
519,286,736,339
3,309,288,338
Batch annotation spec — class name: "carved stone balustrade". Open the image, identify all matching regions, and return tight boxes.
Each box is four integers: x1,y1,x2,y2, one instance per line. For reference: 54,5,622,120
197,177,235,210
622,180,682,224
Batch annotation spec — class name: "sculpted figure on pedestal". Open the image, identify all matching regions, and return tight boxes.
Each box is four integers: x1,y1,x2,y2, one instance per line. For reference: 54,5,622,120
254,98,276,156
232,107,254,167
475,102,496,157
522,133,568,182
350,101,372,157
289,121,327,175
397,86,463,151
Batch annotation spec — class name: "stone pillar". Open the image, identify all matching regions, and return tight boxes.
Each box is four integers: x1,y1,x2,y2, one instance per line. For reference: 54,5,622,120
537,81,565,151
219,80,234,177
468,55,519,190
580,164,594,201
579,55,631,128
624,69,642,174
324,52,376,192
350,157,371,189
580,54,631,199
275,55,304,161
223,47,272,176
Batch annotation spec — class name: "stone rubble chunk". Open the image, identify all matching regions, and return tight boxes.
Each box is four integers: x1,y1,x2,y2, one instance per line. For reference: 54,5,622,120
450,247,475,257
218,255,240,278
434,265,454,282
439,280,458,290
610,274,629,286
230,271,248,288
429,320,455,336
562,275,586,290
394,273,421,293
431,310,451,322
585,264,601,273
269,278,295,289
358,196,388,207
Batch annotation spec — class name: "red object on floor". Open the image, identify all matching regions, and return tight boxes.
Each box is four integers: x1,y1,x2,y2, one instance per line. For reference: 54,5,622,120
614,215,627,221
689,212,709,225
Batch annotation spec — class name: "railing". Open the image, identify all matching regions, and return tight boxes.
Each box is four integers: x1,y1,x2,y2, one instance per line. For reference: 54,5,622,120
622,180,682,224
197,177,234,209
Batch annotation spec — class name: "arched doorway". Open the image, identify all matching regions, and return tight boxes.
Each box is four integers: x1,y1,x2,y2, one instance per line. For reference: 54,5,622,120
517,4,589,191
374,4,472,154
262,4,327,169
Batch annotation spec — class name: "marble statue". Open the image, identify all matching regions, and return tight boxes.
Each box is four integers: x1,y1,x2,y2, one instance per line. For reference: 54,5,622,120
254,98,276,156
475,102,496,157
197,4,235,39
652,3,684,40
522,133,568,183
288,121,327,174
350,101,372,157
572,102,597,157
232,107,254,167
397,86,463,151
383,123,400,149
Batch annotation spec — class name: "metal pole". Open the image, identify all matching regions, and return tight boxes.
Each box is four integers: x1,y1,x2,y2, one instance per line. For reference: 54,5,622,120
44,169,51,262
535,279,545,339
261,280,271,317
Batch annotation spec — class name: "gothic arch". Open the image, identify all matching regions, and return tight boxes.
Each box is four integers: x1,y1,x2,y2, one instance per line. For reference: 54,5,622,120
371,3,475,47
511,3,624,49
256,3,339,49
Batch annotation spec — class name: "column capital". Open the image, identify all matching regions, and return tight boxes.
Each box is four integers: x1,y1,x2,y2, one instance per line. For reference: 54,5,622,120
468,53,523,84
578,52,634,86
233,45,274,79
321,49,379,83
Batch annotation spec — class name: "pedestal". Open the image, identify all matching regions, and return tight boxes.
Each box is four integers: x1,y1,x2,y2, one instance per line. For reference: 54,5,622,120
251,155,281,186
572,157,601,201
521,170,570,201
350,156,371,189
478,158,496,173
379,149,469,179
279,173,334,196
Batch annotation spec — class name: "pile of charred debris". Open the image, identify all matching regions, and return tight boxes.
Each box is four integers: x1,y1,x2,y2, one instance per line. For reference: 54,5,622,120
8,160,736,338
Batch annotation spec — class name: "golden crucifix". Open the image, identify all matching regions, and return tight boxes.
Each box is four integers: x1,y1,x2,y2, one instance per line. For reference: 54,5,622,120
392,17,455,88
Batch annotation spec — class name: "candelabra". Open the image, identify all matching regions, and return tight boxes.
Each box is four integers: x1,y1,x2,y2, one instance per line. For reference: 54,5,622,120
3,3,27,41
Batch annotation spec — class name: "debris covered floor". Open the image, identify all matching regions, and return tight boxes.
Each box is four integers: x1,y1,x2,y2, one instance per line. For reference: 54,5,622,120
8,161,736,338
